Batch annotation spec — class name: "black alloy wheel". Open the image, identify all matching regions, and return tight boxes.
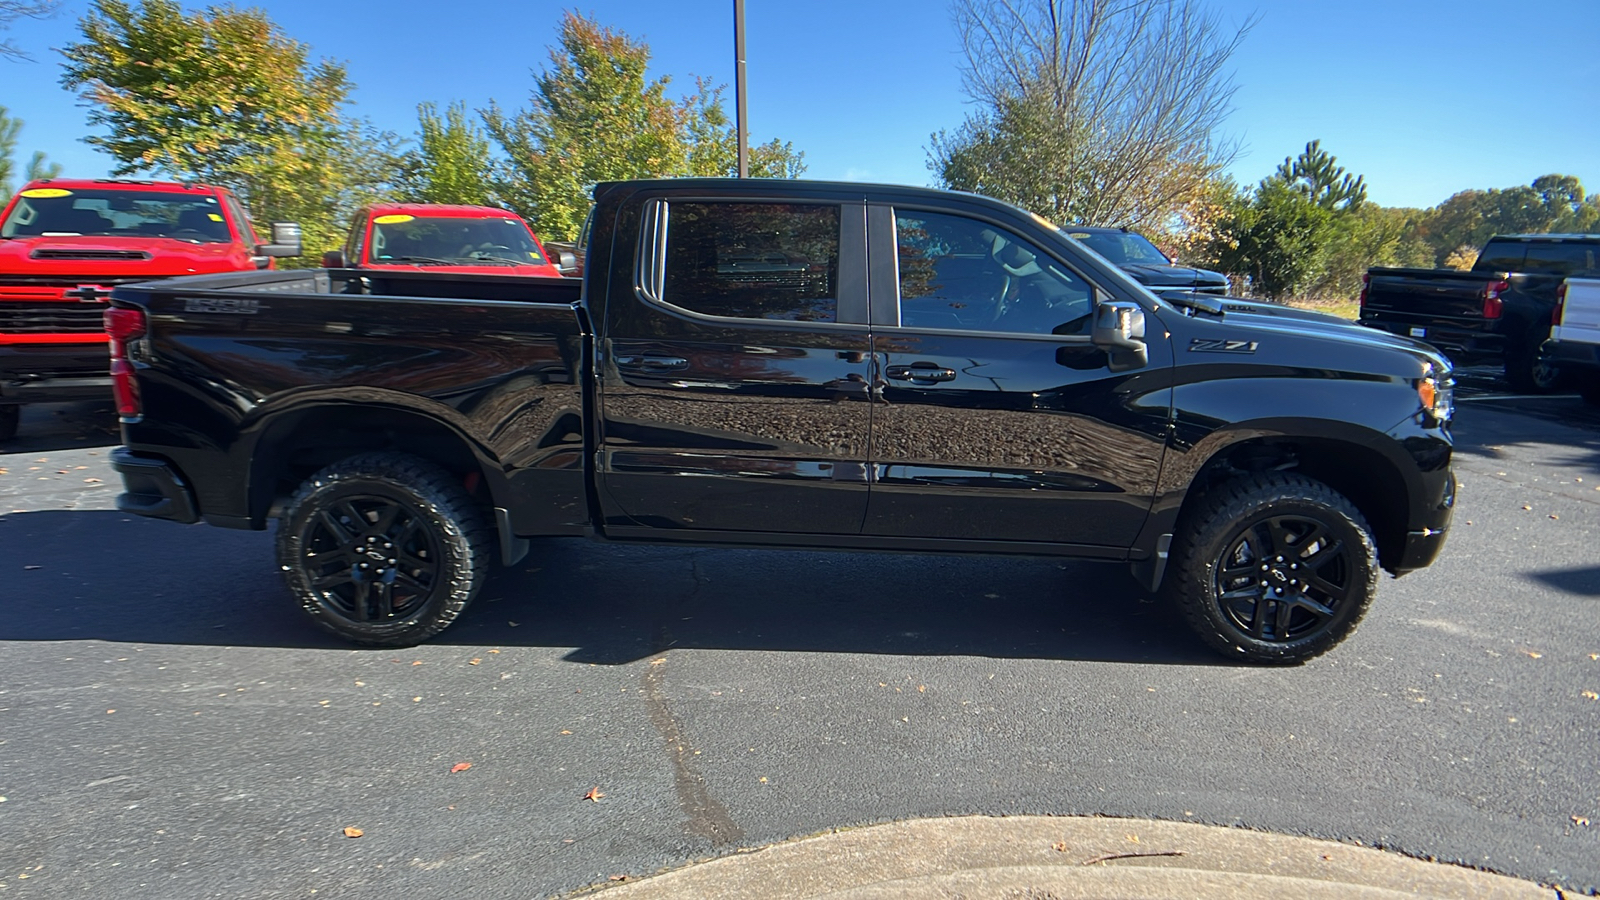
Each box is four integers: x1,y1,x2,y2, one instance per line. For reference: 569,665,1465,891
277,452,492,646
1168,472,1378,664
1212,514,1355,644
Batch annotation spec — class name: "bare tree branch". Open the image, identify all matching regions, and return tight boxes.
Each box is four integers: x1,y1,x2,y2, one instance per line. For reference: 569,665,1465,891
0,0,60,61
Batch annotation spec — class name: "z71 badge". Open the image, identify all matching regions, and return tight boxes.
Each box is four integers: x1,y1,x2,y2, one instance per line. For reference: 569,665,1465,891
184,296,260,315
1188,338,1258,353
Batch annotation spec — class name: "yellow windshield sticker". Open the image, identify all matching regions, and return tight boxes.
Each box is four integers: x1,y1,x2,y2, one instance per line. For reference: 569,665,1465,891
20,188,72,198
208,213,224,222
373,214,414,224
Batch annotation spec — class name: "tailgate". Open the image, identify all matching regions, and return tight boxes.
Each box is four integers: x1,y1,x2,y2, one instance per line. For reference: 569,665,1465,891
1362,269,1495,321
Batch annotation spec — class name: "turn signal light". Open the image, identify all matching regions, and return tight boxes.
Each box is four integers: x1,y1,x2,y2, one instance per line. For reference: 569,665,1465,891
1553,281,1568,326
105,306,147,419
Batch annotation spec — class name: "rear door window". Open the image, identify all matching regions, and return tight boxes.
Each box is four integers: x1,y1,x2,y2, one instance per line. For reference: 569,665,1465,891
660,201,840,323
1474,241,1527,272
1521,242,1600,277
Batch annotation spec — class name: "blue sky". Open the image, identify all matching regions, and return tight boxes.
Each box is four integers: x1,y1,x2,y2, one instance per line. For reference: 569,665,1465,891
2,0,1596,210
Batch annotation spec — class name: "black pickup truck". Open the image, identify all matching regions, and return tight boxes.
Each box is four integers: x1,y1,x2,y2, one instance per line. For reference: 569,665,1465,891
107,178,1456,663
1358,234,1600,392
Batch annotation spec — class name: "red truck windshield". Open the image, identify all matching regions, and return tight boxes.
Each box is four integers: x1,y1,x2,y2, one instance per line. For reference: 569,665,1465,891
1,188,234,243
369,215,548,265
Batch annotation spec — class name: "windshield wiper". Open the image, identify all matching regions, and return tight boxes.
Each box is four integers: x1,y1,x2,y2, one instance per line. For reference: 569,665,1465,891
384,256,460,266
453,256,520,267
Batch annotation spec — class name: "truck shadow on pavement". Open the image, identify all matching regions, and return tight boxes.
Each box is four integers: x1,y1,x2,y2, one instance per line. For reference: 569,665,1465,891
1526,565,1600,597
1,510,1226,666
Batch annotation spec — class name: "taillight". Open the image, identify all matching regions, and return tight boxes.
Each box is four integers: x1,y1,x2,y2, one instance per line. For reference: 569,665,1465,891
1358,272,1370,310
1553,281,1568,326
105,306,146,418
1481,279,1508,319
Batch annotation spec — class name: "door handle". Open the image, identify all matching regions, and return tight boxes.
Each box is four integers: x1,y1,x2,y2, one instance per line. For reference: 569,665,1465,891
617,354,689,370
885,363,957,383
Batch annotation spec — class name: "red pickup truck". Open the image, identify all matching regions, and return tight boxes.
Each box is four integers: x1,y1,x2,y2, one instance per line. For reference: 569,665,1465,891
322,203,575,277
0,178,300,440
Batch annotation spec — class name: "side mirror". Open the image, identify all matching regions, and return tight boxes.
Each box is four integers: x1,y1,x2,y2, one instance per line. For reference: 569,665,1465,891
257,222,303,258
557,251,578,275
322,249,347,268
1091,301,1149,371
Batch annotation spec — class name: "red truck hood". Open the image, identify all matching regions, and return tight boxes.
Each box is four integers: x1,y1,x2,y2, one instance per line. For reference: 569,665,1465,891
0,234,252,278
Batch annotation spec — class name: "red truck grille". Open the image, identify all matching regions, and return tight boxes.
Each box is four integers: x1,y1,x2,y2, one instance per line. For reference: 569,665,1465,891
0,301,110,333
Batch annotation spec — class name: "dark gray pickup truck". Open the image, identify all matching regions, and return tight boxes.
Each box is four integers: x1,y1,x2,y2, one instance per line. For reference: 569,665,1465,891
107,178,1456,663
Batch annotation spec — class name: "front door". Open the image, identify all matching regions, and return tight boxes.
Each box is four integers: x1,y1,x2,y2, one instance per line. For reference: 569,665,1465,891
598,194,874,535
863,205,1171,549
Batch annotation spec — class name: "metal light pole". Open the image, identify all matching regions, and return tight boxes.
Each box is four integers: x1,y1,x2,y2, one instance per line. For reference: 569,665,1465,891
734,0,748,178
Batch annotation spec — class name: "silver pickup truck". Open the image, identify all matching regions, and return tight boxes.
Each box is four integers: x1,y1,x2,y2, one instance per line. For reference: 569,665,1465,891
1545,276,1600,405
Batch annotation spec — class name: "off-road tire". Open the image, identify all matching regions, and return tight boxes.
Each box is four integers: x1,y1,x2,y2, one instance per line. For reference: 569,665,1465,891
276,452,492,646
1167,473,1378,664
0,405,18,443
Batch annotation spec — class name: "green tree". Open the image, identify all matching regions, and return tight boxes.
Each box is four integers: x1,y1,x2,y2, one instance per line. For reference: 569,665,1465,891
1274,140,1366,211
399,101,494,206
485,12,805,242
0,105,59,202
930,0,1251,231
59,0,399,260
1213,178,1335,300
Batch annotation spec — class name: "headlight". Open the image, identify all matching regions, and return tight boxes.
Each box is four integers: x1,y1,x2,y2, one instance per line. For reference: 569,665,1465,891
1417,366,1453,424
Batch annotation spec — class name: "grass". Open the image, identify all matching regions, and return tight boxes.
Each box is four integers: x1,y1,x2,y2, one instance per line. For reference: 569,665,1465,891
1282,297,1360,321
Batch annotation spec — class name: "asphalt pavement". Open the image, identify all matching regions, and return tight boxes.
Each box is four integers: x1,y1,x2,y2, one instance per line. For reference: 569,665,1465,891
0,390,1596,899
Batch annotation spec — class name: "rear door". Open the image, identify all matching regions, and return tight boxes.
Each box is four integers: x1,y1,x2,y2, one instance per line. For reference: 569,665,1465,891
597,189,874,535
861,202,1171,550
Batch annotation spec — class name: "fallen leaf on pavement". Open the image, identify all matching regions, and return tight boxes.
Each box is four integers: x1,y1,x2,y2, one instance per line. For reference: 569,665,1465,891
1574,816,1591,827
1589,654,1599,661
450,762,472,773
608,875,629,882
342,827,364,838
411,661,423,666
1582,691,1598,701
560,730,572,735
1520,649,1543,659
583,787,604,802
468,658,481,665
1051,841,1069,852
649,658,666,666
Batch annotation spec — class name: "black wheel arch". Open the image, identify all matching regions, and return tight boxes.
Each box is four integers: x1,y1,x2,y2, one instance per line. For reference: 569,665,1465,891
242,401,510,532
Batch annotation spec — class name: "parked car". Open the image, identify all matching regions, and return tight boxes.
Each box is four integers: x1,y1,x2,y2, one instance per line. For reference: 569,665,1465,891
1064,225,1231,299
1358,234,1600,392
323,204,575,276
0,178,300,441
108,178,1454,663
1543,276,1600,405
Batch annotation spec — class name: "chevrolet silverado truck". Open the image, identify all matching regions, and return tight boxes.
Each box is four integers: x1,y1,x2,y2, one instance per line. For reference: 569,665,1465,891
322,203,576,277
108,178,1456,663
1544,276,1600,405
1358,233,1600,393
1067,225,1231,300
0,178,301,441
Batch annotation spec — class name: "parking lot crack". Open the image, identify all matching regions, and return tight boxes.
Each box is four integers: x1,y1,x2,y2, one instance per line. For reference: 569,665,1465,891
641,660,742,847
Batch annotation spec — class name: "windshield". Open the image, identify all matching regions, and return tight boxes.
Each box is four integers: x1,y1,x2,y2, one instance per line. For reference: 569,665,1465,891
368,215,547,265
1071,230,1170,266
0,188,235,243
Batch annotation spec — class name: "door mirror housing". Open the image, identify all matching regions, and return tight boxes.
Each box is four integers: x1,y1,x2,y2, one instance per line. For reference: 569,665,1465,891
322,249,347,268
1092,301,1149,371
558,251,579,275
258,222,303,258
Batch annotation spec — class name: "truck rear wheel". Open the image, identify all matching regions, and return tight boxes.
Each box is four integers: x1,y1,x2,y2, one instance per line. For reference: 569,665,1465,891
0,405,17,443
1167,473,1378,664
1505,342,1561,393
276,452,492,646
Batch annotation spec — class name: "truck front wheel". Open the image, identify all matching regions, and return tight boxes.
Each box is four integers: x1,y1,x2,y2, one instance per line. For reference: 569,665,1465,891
276,452,492,646
1168,473,1378,664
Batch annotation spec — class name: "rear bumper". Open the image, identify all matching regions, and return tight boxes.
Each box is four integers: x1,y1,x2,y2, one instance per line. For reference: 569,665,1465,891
111,447,200,524
1360,319,1505,361
0,342,111,404
1541,338,1600,374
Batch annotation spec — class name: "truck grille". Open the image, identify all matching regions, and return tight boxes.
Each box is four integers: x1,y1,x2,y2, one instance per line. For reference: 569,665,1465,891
29,248,152,261
0,301,109,334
